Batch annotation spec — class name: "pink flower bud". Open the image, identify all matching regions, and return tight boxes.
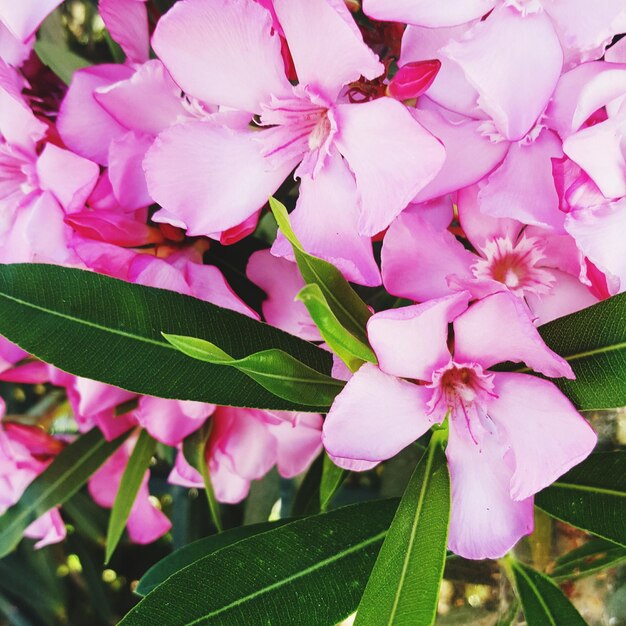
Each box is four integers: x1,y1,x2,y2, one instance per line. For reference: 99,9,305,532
387,59,441,101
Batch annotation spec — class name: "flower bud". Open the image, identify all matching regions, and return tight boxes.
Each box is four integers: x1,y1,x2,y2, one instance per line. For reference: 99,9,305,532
387,59,441,102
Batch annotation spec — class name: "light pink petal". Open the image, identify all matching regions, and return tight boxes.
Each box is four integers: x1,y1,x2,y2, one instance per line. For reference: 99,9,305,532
368,293,469,380
24,509,66,549
457,184,521,251
126,482,171,544
328,455,379,471
547,61,626,137
209,462,251,504
565,200,626,293
411,102,508,203
542,0,626,67
382,211,474,302
247,250,321,341
0,0,62,40
272,0,382,101
334,97,445,236
363,0,495,28
606,37,626,63
135,397,215,446
322,363,433,463
453,292,574,379
0,23,33,67
99,0,149,64
36,144,99,213
73,377,136,417
270,412,323,478
444,6,563,141
95,60,185,136
489,372,597,501
272,154,381,286
401,25,480,118
152,0,291,113
477,130,565,231
57,65,134,165
145,120,296,235
168,451,202,489
107,132,154,210
526,270,599,324
447,418,534,560
563,113,626,199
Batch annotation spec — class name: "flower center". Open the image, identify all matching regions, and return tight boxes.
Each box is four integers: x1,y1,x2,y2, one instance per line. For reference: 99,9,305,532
428,361,497,444
0,140,38,201
471,234,556,297
256,88,335,178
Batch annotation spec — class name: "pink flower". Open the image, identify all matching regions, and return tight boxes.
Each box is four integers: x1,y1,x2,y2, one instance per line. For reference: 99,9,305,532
322,291,596,559
144,0,445,285
381,188,599,324
0,399,66,548
169,407,323,504
89,434,172,544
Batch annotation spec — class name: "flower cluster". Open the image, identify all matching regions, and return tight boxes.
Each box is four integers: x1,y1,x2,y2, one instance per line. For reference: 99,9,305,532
0,0,622,560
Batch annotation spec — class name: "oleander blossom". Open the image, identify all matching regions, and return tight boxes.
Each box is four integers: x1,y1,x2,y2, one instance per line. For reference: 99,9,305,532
322,291,597,559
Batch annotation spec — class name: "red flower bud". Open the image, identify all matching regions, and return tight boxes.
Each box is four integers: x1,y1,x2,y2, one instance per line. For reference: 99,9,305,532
387,59,441,102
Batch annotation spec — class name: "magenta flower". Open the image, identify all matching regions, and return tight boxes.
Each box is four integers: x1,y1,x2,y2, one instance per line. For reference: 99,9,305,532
144,0,445,285
322,291,596,559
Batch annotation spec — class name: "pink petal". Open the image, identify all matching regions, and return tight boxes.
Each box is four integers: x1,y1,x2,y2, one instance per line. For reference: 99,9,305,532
447,418,534,560
444,6,563,141
24,509,66,549
606,37,626,63
363,0,496,27
565,200,626,293
271,153,381,286
382,210,474,302
247,250,321,341
269,412,323,478
0,23,33,67
453,292,575,379
367,293,469,380
0,336,27,373
328,455,378,471
477,130,565,231
126,482,171,544
73,377,136,417
57,65,134,165
134,397,215,446
152,0,291,113
272,0,382,101
99,0,149,64
334,97,446,236
546,61,626,137
411,102,509,203
36,144,99,213
401,25,480,117
145,120,296,235
95,60,186,137
0,0,62,40
322,363,433,463
489,372,597,501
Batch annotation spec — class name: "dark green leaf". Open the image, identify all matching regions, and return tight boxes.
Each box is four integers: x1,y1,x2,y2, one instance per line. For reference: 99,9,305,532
502,293,626,410
296,284,376,372
355,430,450,626
535,451,626,547
270,197,371,344
163,334,344,407
508,559,587,626
34,40,90,85
136,521,291,596
319,454,346,512
121,499,399,625
291,454,324,516
0,428,128,558
551,538,626,581
106,429,157,563
0,264,333,411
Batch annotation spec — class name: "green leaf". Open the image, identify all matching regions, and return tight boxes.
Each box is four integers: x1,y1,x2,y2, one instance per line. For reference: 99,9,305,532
120,499,399,626
319,454,346,512
269,197,372,344
355,430,450,626
0,428,128,558
296,283,376,372
105,429,157,564
182,424,222,532
502,292,626,410
551,538,626,582
0,264,333,411
163,333,344,407
292,453,324,516
535,451,626,547
136,521,291,596
34,39,90,85
507,559,587,626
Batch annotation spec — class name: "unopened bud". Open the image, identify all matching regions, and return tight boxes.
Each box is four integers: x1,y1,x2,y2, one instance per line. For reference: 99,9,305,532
387,59,441,101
